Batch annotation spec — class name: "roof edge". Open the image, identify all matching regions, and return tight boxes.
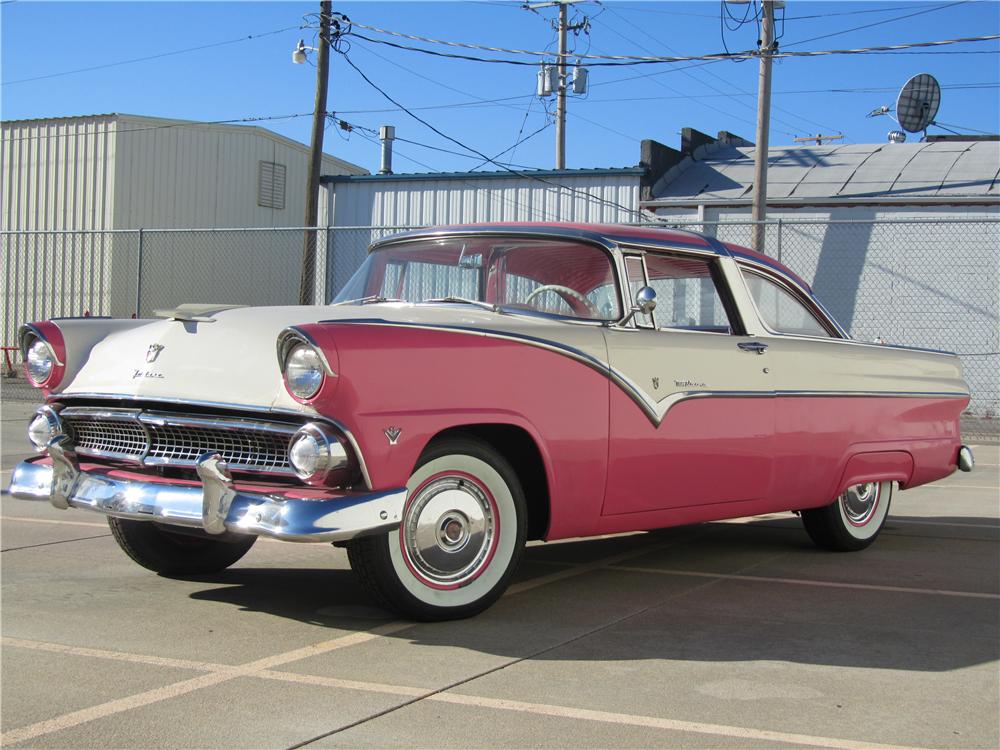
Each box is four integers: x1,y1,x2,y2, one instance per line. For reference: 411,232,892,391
321,167,645,184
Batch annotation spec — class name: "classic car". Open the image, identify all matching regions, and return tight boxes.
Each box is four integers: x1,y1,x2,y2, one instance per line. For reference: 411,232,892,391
9,222,975,620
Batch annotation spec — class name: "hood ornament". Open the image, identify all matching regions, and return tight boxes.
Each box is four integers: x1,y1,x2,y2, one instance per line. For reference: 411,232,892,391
146,344,165,363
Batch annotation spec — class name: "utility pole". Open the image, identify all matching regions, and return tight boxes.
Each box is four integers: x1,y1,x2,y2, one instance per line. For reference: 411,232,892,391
751,0,776,254
299,0,332,305
524,0,586,169
556,0,568,169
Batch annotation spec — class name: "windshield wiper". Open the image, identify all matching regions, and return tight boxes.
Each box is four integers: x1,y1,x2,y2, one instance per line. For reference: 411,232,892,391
423,296,501,313
332,295,401,306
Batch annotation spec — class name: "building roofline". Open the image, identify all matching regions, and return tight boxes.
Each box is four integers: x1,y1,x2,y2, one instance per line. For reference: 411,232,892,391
0,112,368,175
641,196,1000,209
321,167,644,184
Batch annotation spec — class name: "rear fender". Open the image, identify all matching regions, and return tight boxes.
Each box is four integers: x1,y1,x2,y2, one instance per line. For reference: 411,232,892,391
836,451,914,497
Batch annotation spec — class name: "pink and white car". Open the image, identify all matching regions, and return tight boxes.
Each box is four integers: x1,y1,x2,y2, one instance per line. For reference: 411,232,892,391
10,223,974,620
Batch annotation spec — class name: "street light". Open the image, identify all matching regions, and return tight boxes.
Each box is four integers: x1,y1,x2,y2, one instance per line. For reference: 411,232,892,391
292,39,318,65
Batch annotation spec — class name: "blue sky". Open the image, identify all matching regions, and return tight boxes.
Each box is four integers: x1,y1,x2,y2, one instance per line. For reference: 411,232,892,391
2,1,998,174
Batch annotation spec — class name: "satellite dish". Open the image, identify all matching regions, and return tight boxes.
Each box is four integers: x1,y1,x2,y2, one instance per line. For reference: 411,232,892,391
896,73,941,134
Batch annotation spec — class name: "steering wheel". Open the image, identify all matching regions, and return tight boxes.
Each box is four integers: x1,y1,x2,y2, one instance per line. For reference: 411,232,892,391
524,284,600,318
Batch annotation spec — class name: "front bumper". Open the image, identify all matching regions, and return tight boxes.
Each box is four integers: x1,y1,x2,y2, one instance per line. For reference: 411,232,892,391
7,448,406,543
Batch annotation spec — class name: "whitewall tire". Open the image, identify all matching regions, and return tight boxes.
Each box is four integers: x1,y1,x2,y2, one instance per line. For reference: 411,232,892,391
801,481,893,552
347,436,526,621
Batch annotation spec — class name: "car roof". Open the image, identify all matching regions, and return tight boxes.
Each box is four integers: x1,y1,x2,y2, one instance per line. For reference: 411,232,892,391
373,222,811,292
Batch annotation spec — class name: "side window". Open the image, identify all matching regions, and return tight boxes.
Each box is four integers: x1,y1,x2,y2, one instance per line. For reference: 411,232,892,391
742,270,832,337
645,254,733,334
623,256,653,328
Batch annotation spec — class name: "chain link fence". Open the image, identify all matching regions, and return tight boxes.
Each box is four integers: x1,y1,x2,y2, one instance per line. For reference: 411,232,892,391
2,219,997,441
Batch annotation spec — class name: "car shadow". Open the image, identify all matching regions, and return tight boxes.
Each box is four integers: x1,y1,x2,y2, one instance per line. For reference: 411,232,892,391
185,516,999,673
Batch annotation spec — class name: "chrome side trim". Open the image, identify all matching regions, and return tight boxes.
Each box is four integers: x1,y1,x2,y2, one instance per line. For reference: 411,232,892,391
316,319,969,427
7,458,405,544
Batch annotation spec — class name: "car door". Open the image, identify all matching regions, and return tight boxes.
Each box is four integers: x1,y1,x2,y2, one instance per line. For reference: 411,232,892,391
602,250,776,517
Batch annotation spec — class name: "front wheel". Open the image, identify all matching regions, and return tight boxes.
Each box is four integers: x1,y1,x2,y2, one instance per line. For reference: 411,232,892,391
108,518,257,575
801,481,893,552
347,436,526,621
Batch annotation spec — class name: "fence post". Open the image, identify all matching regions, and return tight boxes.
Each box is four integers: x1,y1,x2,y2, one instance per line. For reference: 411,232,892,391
135,228,144,318
776,218,783,263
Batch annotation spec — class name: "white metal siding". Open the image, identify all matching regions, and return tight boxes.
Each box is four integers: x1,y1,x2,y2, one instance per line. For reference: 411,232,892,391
322,172,641,296
111,115,360,229
328,174,641,227
2,116,117,231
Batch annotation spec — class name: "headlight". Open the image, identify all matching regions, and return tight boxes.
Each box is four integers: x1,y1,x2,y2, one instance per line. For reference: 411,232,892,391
27,406,64,451
284,344,325,400
288,422,350,484
25,338,56,385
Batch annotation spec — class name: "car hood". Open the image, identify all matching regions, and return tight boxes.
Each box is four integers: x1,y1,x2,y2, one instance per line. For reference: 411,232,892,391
58,303,608,412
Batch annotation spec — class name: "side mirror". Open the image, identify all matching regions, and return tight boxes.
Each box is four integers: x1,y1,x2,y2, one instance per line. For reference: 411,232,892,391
617,286,657,326
634,286,657,315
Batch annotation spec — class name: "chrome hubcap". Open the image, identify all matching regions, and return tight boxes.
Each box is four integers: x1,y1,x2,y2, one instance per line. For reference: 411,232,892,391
841,482,880,525
402,475,497,587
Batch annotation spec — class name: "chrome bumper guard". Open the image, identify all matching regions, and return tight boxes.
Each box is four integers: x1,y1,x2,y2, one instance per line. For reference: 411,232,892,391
8,438,406,543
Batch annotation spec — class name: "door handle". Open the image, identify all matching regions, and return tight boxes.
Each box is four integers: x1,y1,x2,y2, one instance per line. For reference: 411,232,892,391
738,341,768,355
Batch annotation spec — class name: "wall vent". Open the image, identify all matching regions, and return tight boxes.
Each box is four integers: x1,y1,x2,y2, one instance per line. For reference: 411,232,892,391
257,161,287,209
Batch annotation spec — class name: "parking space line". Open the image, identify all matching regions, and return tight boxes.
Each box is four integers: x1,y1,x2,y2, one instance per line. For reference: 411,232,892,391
611,566,1000,599
910,484,998,491
891,518,999,529
431,693,920,750
0,622,413,747
1,515,108,528
2,637,228,673
0,672,238,747
0,635,928,750
256,669,427,698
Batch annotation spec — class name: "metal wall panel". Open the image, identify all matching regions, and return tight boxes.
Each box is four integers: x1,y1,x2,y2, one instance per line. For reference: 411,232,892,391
322,173,641,295
328,173,641,227
2,116,117,231
112,115,361,230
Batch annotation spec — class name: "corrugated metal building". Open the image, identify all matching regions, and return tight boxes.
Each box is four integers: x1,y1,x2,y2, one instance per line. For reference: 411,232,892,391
1,113,366,345
319,167,644,292
2,113,366,230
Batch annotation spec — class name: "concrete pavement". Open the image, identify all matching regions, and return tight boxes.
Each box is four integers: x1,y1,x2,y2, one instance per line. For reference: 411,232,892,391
2,392,998,749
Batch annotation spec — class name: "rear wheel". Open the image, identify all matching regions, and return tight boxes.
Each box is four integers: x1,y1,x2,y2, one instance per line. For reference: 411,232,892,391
801,481,893,552
108,518,256,575
347,436,526,621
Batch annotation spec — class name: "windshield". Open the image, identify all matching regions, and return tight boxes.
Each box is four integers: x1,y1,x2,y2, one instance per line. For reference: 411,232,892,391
333,236,622,321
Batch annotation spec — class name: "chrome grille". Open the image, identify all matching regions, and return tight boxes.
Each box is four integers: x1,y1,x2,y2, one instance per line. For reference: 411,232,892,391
146,424,289,470
70,416,148,459
61,408,296,475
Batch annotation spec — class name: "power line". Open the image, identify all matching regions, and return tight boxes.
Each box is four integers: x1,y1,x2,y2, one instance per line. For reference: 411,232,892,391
1,25,303,86
783,0,972,48
595,12,801,140
338,51,641,218
347,26,1000,66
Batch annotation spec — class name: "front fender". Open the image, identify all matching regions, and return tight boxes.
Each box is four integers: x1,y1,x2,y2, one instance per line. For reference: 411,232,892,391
304,321,612,541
